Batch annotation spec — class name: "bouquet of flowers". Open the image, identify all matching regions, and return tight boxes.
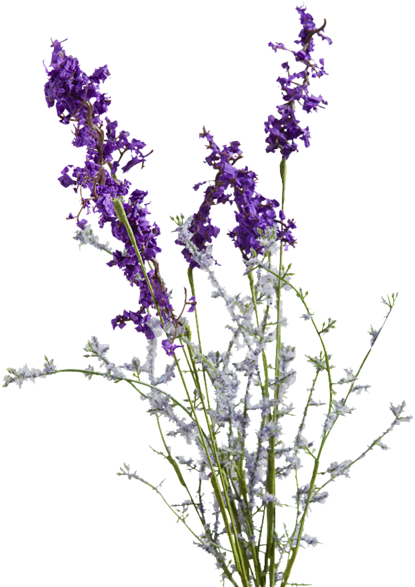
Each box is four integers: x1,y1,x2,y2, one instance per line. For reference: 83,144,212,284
2,4,412,586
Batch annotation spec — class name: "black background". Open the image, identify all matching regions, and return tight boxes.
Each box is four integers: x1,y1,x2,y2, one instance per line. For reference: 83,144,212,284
2,3,414,587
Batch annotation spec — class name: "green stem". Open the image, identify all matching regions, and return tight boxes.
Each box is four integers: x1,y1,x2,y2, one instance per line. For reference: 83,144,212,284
247,270,272,587
184,272,251,586
172,353,250,587
112,198,165,327
264,290,395,587
154,414,203,519
266,156,287,587
185,267,254,584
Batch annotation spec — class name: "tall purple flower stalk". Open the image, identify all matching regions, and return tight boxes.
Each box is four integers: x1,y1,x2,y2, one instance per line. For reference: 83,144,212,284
175,128,297,270
43,39,195,354
264,10,333,160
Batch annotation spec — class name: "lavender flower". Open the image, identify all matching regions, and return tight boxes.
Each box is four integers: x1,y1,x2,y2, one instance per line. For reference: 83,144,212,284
2,4,415,587
44,39,183,353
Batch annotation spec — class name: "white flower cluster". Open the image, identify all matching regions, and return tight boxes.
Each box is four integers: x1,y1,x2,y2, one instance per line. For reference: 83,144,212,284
2,216,415,580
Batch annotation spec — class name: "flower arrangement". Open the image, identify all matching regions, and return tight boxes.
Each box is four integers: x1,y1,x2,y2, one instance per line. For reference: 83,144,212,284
2,4,413,587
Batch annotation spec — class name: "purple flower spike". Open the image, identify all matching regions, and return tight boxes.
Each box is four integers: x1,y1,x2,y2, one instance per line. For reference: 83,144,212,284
264,4,333,160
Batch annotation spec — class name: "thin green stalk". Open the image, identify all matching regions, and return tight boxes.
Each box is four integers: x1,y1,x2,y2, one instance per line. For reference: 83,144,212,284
51,368,195,418
264,157,288,587
267,292,395,586
186,267,255,580
239,382,264,586
248,267,273,582
176,302,259,586
112,198,165,328
154,414,204,521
